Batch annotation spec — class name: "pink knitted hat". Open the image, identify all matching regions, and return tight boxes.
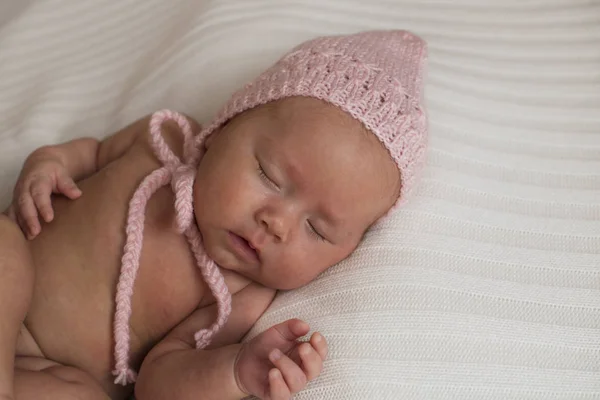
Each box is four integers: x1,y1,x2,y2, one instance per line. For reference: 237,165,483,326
112,29,428,385
196,29,428,205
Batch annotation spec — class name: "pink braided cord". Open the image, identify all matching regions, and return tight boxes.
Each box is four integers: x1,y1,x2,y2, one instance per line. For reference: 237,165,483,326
112,110,232,385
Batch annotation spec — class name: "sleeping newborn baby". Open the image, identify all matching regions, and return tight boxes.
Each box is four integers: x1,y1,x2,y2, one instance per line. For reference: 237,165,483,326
0,30,427,400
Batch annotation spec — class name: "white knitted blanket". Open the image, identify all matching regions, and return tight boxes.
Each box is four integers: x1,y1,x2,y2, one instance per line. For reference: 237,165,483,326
0,1,598,399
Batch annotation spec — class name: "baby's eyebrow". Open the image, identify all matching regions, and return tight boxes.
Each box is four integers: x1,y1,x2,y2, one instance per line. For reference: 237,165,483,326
319,205,340,228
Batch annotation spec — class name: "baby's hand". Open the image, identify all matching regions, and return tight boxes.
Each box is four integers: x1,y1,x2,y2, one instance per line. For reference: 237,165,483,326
11,147,81,239
234,319,328,400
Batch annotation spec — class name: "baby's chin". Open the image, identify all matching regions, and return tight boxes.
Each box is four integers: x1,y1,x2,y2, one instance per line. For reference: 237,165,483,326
199,233,227,266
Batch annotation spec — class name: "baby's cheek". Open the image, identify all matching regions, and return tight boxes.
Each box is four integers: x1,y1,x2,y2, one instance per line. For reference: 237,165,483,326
213,173,264,223
224,173,255,205
295,246,335,284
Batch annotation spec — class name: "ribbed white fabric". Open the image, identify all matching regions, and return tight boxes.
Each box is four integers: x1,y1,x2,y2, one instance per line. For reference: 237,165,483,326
0,1,599,399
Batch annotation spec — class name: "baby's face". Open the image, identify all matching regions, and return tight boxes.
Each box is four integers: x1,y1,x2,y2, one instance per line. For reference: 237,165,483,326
193,97,399,290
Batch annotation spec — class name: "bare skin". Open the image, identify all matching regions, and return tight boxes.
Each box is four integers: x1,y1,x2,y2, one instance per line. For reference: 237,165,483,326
0,97,400,400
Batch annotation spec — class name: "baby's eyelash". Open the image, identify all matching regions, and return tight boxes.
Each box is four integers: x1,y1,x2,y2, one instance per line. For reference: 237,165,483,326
257,164,278,189
257,165,268,180
307,221,326,242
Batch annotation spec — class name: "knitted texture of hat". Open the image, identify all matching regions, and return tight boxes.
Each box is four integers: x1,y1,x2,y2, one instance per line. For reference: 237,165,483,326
195,29,428,206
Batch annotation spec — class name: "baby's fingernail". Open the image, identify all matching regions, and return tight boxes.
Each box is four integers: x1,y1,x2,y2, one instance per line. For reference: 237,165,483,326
270,349,281,361
314,333,322,342
300,345,310,356
271,369,281,379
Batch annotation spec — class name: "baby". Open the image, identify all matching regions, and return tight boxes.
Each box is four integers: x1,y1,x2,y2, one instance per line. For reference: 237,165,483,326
0,30,427,400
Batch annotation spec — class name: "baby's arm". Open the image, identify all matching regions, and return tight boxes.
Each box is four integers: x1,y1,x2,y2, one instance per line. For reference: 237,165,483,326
136,282,328,400
135,282,276,400
10,116,152,238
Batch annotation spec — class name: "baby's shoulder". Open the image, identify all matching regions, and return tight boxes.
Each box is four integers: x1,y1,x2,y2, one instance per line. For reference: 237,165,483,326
228,279,277,327
128,112,203,163
211,268,277,327
93,113,203,183
201,279,276,347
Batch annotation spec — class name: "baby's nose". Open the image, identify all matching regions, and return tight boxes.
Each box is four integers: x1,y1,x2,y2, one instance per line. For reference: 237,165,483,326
258,205,295,243
267,217,289,243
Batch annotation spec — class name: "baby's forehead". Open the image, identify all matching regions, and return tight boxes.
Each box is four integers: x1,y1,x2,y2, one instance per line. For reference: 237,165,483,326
256,102,400,211
271,97,363,130
254,98,396,175
255,98,374,152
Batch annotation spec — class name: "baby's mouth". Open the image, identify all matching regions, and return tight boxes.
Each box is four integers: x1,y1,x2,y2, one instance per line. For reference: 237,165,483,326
228,231,260,264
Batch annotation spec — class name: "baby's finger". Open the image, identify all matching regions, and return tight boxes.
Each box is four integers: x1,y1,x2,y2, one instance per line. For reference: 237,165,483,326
268,368,291,400
269,349,307,394
16,213,31,238
310,332,328,361
273,319,310,343
298,342,323,381
16,193,40,238
56,176,82,199
30,177,54,223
